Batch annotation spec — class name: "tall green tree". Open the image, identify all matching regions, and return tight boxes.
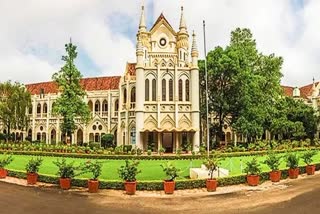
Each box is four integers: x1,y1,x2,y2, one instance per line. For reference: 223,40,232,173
200,28,283,144
0,81,31,141
52,41,90,143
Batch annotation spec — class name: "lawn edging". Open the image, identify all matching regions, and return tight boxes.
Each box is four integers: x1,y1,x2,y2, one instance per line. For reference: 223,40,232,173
0,147,319,160
6,163,320,190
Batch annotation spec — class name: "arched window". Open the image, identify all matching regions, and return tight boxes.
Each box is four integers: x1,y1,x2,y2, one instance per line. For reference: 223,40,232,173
102,100,108,112
95,133,100,142
95,100,100,112
130,127,136,144
28,106,32,114
185,79,190,101
131,87,136,103
152,79,156,101
88,100,93,112
37,103,41,114
179,79,183,101
145,79,149,101
37,132,41,141
169,79,173,101
162,79,166,101
43,103,47,114
114,99,119,112
123,88,127,104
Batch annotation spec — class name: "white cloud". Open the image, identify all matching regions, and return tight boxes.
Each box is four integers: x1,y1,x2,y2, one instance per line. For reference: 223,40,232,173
0,0,319,86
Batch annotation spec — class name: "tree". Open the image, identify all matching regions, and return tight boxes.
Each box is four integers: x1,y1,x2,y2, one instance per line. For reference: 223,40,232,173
52,41,91,144
0,81,31,141
200,28,283,144
101,134,115,149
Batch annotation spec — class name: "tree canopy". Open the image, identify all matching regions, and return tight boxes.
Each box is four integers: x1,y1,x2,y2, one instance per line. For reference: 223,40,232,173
52,41,90,142
0,81,31,140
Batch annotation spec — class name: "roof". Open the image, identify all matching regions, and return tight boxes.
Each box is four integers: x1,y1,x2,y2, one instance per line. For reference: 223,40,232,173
282,86,294,97
299,82,319,99
26,76,121,95
150,13,175,33
127,63,136,76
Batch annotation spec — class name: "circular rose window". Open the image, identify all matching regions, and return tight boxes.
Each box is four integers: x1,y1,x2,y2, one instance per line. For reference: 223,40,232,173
159,38,167,47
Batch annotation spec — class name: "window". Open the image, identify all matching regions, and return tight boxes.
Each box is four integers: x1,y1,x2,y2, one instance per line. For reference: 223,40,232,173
102,100,108,112
123,88,127,103
169,79,173,101
162,79,166,101
152,79,156,101
130,127,136,144
114,99,119,111
131,87,136,103
95,100,100,112
28,106,32,114
145,79,149,101
179,79,183,101
37,103,41,114
43,103,47,114
185,79,190,101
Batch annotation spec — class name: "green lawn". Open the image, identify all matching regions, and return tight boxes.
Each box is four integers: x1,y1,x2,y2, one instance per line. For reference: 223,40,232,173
1,150,320,181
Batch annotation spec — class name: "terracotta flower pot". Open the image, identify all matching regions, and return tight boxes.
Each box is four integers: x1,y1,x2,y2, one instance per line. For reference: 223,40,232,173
247,175,259,186
59,178,71,190
27,173,38,185
88,179,99,193
206,179,217,192
0,168,7,179
163,180,175,194
306,165,315,175
124,181,137,195
288,168,299,179
269,170,281,182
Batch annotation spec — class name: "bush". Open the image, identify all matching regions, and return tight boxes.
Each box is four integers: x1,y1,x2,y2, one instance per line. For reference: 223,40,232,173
263,150,281,171
81,160,103,180
286,152,299,169
147,150,152,156
203,152,222,179
244,157,261,175
118,160,141,182
101,134,115,149
89,142,101,150
53,158,81,178
25,157,43,173
301,150,317,165
160,161,180,181
123,145,133,154
0,154,13,168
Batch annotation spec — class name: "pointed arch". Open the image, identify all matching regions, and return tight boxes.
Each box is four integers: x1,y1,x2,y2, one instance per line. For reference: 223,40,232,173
123,88,127,104
185,79,190,101
144,115,157,130
169,79,173,101
43,103,48,114
145,79,149,101
162,79,166,101
178,114,192,129
37,103,41,114
161,115,175,130
178,79,183,101
95,100,100,112
130,87,136,103
152,79,156,101
88,100,93,112
102,100,108,112
50,129,56,144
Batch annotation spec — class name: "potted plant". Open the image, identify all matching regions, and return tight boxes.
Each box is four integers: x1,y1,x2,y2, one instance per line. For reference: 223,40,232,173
118,160,141,195
244,157,261,186
25,157,43,185
301,150,317,175
0,154,13,179
203,153,222,191
286,152,300,179
159,146,165,156
160,161,180,194
263,151,282,182
82,160,103,193
53,158,78,190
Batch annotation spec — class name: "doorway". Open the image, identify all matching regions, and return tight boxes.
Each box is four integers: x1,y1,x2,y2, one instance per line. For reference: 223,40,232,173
162,132,173,153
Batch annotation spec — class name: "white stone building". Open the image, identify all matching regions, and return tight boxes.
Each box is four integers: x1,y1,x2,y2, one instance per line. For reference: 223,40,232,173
18,7,200,152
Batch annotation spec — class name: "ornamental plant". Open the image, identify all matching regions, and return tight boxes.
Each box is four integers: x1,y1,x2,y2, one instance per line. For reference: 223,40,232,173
263,151,281,171
25,157,43,173
301,150,317,166
203,153,222,180
82,160,103,180
0,154,13,168
118,160,141,182
53,158,79,179
286,152,300,169
244,157,261,175
160,161,180,181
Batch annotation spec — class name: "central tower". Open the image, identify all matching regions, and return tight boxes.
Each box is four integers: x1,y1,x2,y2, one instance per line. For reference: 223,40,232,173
135,6,200,152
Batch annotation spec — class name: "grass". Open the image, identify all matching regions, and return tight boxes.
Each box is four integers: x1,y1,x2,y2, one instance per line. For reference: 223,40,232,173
1,150,320,181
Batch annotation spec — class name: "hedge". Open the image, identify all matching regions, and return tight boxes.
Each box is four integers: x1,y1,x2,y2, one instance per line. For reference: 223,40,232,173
6,163,320,190
1,147,319,161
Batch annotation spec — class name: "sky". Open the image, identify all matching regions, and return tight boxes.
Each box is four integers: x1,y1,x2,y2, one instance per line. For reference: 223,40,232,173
0,0,319,87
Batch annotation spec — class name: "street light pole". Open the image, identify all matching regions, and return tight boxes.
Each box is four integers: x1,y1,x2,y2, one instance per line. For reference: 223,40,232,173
203,20,209,158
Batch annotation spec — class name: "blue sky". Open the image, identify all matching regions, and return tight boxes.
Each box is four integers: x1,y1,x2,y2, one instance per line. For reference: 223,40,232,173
0,0,319,86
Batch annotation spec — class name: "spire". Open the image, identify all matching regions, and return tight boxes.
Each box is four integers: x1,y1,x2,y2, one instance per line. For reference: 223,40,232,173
179,6,187,33
139,5,147,32
191,31,198,57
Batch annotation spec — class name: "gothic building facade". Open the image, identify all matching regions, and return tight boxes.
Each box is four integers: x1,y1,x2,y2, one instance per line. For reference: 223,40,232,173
19,7,200,152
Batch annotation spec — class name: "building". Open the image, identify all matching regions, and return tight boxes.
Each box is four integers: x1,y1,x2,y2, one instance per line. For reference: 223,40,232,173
19,7,200,152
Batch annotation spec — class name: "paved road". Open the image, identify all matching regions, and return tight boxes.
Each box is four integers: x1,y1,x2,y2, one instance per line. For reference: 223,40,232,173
1,175,320,214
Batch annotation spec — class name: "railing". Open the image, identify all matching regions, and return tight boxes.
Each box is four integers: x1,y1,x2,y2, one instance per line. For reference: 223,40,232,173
114,111,118,117
130,103,135,109
102,111,108,117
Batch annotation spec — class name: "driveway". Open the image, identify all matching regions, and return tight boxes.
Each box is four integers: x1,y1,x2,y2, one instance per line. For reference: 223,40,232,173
1,174,320,214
